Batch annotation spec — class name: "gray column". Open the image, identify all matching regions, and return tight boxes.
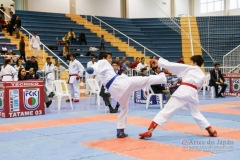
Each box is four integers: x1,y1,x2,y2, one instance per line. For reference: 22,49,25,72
69,0,76,14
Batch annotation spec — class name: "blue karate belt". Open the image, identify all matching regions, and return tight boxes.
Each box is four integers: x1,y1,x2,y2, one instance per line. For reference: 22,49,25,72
105,75,118,90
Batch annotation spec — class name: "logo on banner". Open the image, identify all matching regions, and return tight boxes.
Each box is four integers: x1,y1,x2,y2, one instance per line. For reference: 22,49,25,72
225,78,230,92
24,88,40,110
9,90,20,112
232,79,240,92
0,90,4,111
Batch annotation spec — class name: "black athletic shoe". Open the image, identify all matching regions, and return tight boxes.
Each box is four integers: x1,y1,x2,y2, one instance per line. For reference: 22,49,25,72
46,100,52,108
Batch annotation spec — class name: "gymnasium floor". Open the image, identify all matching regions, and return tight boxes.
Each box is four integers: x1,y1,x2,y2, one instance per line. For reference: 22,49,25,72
0,92,239,160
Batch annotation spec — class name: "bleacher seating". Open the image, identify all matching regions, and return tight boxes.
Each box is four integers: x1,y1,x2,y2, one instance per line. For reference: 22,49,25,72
197,16,240,65
15,10,134,68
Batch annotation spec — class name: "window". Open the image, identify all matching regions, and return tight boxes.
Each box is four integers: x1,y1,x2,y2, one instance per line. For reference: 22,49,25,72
200,0,224,13
230,0,240,9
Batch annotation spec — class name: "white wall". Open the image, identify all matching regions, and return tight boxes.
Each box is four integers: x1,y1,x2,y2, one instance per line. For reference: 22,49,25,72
194,0,240,17
76,0,121,17
28,0,69,13
174,0,189,16
128,0,171,18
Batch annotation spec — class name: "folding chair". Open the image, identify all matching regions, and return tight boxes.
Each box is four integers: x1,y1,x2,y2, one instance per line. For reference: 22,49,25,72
52,80,73,110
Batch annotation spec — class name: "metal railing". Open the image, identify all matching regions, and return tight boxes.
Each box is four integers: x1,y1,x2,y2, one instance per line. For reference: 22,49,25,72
72,4,161,58
223,44,240,73
0,9,69,67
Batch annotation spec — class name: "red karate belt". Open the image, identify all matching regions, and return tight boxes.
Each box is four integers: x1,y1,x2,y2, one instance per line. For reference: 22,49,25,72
181,82,197,90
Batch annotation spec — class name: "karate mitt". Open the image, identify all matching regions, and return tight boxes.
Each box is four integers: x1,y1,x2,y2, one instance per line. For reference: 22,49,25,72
86,67,94,74
76,76,80,80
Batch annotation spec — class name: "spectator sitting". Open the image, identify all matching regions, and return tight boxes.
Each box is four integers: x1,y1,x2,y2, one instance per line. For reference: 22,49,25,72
140,68,148,76
151,66,171,102
79,32,87,45
114,56,120,64
18,67,28,80
61,34,69,45
209,63,228,98
62,43,70,60
177,56,185,64
0,18,7,30
130,57,140,76
136,57,148,73
150,55,158,68
121,60,130,74
26,56,39,71
27,67,40,79
68,29,76,45
14,58,24,72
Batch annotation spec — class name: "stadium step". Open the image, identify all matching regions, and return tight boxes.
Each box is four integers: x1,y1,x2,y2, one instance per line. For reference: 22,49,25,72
66,14,150,65
2,30,55,69
180,17,204,66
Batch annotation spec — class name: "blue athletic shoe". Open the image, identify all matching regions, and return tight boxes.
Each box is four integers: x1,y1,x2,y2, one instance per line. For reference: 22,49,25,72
117,129,128,138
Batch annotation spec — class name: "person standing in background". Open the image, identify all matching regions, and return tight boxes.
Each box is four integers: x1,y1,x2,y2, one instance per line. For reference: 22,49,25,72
67,54,84,102
54,61,66,80
0,4,5,20
15,15,21,39
19,36,26,62
42,57,55,98
30,32,41,58
99,35,105,50
68,29,76,45
9,4,15,14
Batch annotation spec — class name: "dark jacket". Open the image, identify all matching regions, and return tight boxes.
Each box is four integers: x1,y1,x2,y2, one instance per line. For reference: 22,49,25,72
151,72,165,93
16,19,21,28
26,60,39,71
19,40,25,53
28,74,40,80
209,69,225,86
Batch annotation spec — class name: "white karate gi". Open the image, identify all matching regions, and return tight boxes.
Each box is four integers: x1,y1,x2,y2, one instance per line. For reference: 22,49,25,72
136,62,148,72
89,59,166,129
30,35,41,57
0,64,18,81
42,63,55,96
68,59,84,99
153,58,210,129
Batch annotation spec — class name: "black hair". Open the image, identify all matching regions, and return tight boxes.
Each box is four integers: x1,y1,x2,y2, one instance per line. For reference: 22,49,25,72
112,61,118,65
69,53,76,58
99,52,112,60
214,62,220,67
46,57,51,60
141,68,147,72
18,68,27,80
91,57,95,60
152,66,158,72
190,55,204,67
3,59,11,67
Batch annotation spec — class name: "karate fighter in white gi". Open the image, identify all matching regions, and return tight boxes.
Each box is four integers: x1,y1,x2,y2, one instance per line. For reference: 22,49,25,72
42,57,55,97
0,58,18,81
139,55,217,139
67,54,84,102
86,52,166,138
